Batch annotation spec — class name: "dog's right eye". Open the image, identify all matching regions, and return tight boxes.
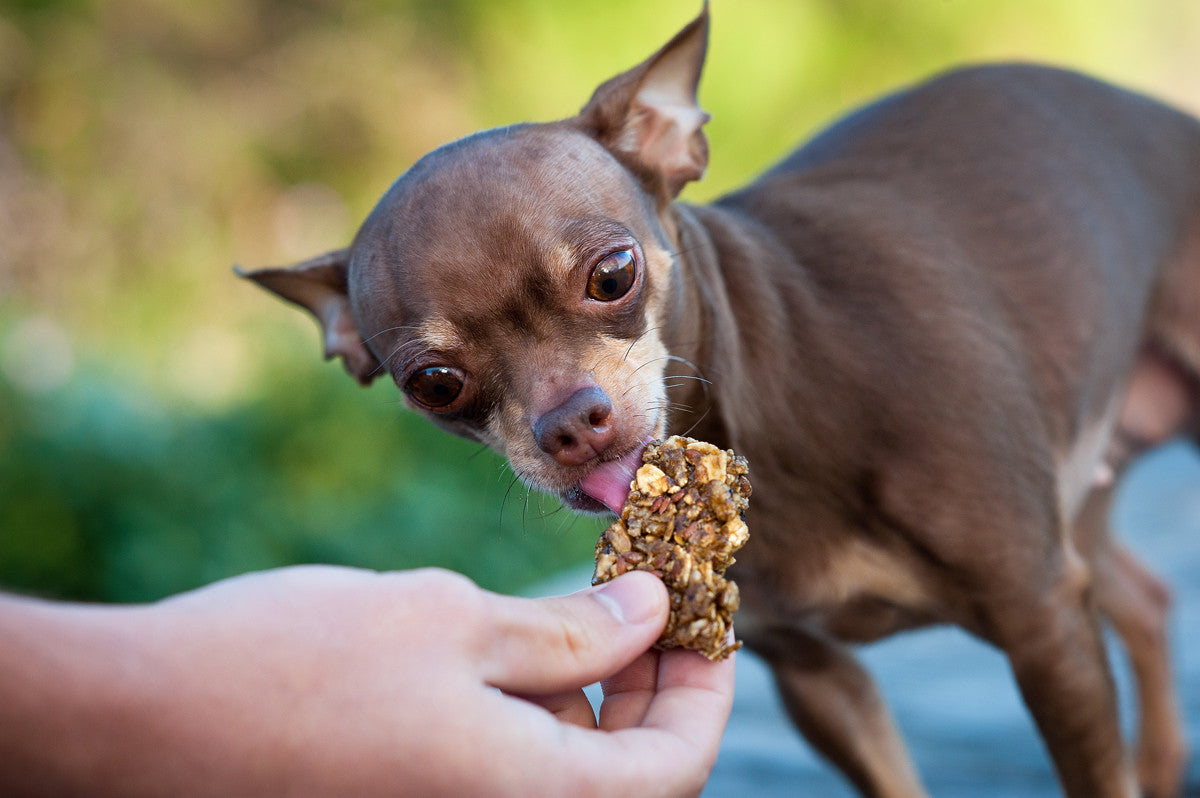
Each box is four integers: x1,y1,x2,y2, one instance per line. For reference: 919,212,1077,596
586,248,637,302
405,366,464,409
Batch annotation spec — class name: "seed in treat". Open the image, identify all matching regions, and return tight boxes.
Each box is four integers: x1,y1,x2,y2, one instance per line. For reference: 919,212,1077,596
607,526,632,554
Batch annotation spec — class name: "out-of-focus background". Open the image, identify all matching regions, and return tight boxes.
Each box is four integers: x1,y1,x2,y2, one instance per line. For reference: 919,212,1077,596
1,0,1199,603
5,2,1200,795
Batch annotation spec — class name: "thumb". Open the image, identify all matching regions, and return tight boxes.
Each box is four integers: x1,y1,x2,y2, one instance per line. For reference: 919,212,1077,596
480,571,669,695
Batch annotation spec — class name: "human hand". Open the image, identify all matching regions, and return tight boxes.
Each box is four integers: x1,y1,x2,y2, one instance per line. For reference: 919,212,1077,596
0,565,734,797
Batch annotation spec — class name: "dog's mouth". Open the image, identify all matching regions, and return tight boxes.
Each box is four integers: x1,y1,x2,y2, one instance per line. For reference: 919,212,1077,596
562,440,649,515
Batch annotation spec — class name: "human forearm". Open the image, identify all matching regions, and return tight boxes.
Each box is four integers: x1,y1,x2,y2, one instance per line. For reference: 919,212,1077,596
0,596,164,796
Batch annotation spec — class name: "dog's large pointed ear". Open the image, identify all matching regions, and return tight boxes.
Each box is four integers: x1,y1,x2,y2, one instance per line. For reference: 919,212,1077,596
235,248,381,385
576,4,710,202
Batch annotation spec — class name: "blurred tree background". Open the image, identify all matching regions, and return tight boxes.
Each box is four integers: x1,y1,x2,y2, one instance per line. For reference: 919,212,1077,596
2,0,1199,603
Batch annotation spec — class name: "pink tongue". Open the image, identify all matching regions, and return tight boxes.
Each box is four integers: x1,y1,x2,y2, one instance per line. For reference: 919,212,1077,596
578,443,648,515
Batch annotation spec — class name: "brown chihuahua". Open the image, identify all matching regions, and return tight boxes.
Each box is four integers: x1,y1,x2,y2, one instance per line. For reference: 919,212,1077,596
239,7,1200,797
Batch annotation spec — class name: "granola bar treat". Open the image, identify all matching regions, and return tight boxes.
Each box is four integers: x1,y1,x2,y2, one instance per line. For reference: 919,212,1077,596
592,436,751,661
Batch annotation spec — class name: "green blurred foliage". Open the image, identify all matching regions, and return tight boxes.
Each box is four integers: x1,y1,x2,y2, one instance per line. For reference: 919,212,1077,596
1,0,1198,602
0,342,603,602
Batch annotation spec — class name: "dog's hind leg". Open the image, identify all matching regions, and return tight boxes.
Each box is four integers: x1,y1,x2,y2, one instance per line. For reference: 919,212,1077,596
1080,309,1200,797
749,625,927,798
1099,545,1186,798
1075,486,1186,798
1141,203,1200,450
984,558,1136,797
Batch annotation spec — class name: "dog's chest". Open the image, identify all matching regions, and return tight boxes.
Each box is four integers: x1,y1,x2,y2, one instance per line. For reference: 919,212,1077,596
740,535,941,643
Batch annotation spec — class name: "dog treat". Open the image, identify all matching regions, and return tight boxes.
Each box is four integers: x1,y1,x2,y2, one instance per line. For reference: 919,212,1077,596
592,436,751,660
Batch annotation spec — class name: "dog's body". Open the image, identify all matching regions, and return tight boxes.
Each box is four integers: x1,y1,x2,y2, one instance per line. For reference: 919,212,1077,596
241,9,1200,797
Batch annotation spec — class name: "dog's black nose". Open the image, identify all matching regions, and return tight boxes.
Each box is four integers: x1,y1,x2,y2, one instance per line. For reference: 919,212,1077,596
532,386,616,467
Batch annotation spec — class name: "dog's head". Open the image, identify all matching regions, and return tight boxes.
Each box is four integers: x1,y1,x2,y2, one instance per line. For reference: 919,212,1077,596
239,8,710,515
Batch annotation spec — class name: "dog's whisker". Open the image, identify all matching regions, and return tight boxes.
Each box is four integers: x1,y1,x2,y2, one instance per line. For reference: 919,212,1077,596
498,472,523,539
663,377,713,391
362,325,421,346
662,373,713,385
636,383,711,436
552,507,586,539
665,353,709,378
466,442,493,462
664,355,713,400
489,459,512,485
679,405,713,438
623,325,665,362
619,355,684,398
626,355,669,376
361,327,430,378
375,338,419,374
617,354,713,398
521,486,532,537
539,499,569,521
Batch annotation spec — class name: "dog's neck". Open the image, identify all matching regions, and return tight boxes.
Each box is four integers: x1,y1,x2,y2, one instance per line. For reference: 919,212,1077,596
663,201,830,447
658,203,742,447
665,199,888,539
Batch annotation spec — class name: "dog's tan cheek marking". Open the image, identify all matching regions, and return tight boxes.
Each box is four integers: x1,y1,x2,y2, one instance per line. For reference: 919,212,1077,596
591,331,670,438
477,414,508,453
636,242,677,436
641,241,673,305
486,403,523,456
485,399,557,488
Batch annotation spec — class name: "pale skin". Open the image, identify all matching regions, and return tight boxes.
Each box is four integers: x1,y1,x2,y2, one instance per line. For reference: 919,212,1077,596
0,566,735,797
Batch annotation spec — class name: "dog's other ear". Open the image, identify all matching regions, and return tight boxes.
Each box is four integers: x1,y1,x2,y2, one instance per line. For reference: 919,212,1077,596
235,248,381,385
577,3,710,201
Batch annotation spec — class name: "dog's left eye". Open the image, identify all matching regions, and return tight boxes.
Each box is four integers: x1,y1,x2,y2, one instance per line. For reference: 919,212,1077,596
405,366,464,409
586,249,637,301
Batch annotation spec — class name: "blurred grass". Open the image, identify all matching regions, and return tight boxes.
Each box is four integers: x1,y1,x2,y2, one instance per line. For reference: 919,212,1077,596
2,0,1199,601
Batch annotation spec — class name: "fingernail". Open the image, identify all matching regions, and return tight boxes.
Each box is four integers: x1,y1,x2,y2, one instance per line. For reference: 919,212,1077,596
591,573,663,625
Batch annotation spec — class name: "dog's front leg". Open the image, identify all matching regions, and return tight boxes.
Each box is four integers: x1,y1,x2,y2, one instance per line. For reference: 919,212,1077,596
749,624,927,798
984,556,1137,798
